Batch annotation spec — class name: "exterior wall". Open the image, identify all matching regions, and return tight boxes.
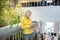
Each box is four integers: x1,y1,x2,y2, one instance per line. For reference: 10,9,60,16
23,6,60,23
18,0,42,3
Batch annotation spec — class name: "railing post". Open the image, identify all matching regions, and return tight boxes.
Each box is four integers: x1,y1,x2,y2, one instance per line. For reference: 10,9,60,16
42,0,45,6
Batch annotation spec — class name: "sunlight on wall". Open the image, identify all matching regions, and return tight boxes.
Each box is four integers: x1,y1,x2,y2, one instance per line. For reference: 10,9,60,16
45,22,54,33
59,24,60,33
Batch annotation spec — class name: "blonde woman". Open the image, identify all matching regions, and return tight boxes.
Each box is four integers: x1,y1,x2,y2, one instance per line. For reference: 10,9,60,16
20,10,34,40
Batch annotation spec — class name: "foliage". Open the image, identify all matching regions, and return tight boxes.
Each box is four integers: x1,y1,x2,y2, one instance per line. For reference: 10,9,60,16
0,0,24,40
0,0,23,27
0,0,9,27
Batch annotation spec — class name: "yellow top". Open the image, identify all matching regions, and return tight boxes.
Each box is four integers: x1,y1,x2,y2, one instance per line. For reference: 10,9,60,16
20,16,33,34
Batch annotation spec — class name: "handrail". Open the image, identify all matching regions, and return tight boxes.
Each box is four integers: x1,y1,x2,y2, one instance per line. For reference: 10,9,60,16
0,21,60,40
0,21,39,40
0,24,20,40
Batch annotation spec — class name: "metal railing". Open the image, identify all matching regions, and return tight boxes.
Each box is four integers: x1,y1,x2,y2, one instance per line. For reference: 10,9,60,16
0,22,59,40
0,24,21,40
19,0,60,7
0,21,40,40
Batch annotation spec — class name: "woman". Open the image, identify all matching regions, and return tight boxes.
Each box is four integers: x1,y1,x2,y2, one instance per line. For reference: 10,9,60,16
20,10,34,40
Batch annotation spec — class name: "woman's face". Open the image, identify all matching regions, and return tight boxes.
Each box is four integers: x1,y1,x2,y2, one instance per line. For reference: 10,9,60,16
25,11,31,18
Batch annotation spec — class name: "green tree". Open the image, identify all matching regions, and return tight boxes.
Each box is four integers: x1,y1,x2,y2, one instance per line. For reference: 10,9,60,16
0,0,9,27
0,0,21,27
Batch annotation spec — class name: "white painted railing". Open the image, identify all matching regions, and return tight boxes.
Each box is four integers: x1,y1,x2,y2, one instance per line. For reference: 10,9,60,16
0,23,21,40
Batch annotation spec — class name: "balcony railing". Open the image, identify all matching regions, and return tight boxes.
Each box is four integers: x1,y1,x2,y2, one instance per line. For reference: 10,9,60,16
0,21,39,40
18,0,60,7
0,24,21,40
0,21,60,40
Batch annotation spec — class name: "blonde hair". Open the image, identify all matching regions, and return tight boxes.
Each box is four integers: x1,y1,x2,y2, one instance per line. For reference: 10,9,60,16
25,10,32,15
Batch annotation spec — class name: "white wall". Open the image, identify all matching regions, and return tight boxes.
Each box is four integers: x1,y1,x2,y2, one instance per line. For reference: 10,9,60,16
23,6,60,23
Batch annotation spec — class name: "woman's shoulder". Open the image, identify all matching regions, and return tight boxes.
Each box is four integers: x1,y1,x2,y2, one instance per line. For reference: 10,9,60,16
21,16,25,20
